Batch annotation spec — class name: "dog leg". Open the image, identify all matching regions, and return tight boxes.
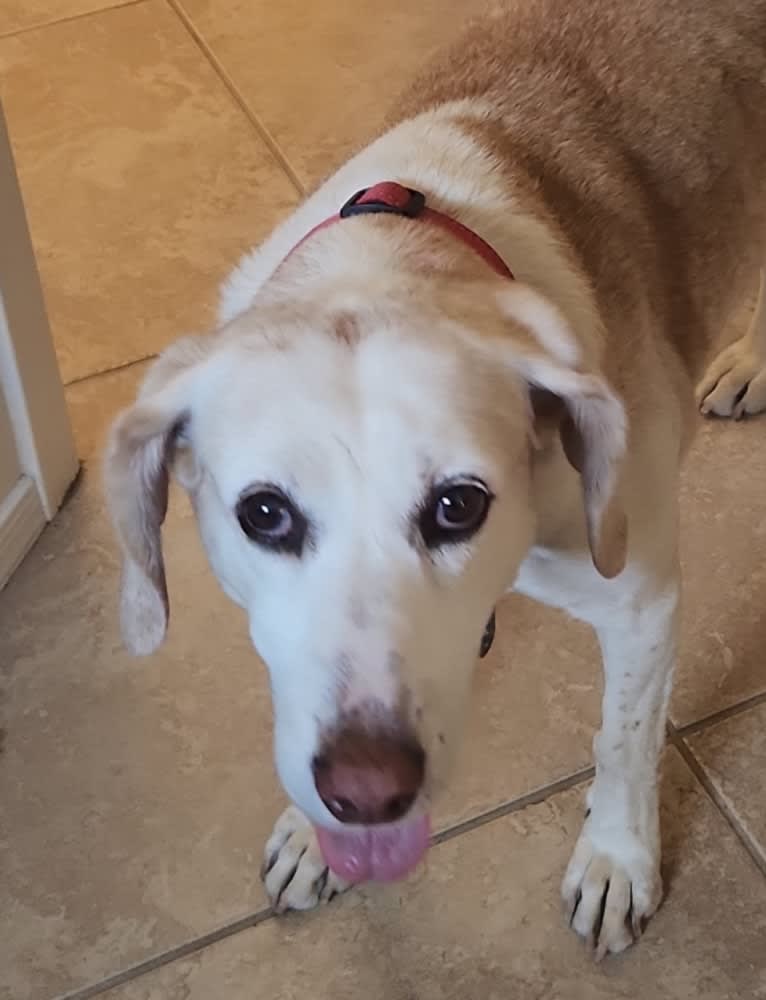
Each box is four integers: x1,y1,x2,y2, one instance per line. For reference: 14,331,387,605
261,806,352,913
696,269,766,418
562,582,678,959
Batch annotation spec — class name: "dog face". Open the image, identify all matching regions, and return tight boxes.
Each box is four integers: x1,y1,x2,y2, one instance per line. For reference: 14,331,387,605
105,271,626,877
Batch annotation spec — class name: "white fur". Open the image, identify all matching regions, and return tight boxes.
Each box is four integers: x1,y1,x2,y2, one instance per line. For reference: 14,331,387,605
105,98,703,959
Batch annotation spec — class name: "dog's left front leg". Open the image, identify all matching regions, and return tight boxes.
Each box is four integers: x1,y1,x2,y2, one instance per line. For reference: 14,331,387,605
563,579,679,959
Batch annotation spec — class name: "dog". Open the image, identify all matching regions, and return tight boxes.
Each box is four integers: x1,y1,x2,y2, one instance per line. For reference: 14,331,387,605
105,0,766,958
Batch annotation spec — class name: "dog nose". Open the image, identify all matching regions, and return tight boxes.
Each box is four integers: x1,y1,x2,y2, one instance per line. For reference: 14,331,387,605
313,728,426,825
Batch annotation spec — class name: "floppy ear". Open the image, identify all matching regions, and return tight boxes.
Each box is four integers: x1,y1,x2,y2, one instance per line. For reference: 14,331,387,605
104,335,210,655
496,285,628,579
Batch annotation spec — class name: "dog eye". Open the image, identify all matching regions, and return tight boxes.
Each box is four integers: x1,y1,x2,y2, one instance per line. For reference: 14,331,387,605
236,488,306,555
419,479,492,548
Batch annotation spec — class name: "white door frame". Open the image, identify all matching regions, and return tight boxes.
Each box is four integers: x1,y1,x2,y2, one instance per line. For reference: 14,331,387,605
0,99,78,588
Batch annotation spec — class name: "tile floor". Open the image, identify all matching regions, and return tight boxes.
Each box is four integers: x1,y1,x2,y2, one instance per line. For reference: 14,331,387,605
0,2,765,999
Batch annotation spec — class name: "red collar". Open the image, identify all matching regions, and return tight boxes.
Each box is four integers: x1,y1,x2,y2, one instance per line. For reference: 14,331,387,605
284,181,513,279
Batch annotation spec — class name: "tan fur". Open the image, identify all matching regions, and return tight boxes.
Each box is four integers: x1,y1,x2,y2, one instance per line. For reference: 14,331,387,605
392,0,766,444
332,311,361,346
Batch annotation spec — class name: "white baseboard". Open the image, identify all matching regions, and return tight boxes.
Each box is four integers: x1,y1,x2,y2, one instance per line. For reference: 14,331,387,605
0,475,46,591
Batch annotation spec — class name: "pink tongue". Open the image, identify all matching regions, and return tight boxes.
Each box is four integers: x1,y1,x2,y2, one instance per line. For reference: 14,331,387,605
314,814,431,883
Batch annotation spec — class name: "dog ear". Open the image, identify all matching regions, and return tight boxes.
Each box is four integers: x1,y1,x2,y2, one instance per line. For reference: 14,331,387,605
104,335,211,655
496,285,628,579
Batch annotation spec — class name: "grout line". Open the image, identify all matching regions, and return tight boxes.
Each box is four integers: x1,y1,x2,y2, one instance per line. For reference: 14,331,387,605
432,765,594,847
0,0,147,40
52,906,274,1000
671,736,766,879
165,0,307,199
64,354,158,389
53,767,593,999
673,689,766,739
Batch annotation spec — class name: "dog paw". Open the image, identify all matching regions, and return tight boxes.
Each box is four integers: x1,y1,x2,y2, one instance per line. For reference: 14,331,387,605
261,806,352,913
561,821,663,960
696,337,766,418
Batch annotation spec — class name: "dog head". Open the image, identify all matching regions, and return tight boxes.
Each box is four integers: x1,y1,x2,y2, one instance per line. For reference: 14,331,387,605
105,239,626,881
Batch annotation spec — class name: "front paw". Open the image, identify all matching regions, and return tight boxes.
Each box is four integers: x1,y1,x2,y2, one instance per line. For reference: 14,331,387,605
561,815,663,960
261,806,352,913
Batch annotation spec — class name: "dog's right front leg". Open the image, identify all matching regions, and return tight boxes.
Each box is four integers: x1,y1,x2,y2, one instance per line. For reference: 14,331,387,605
262,806,352,913
563,580,679,958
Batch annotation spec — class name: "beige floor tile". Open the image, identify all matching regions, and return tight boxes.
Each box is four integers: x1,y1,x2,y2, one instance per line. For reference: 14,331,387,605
178,0,472,189
0,459,602,998
103,750,766,1000
0,0,132,37
685,702,766,865
0,476,277,1000
672,417,766,727
66,361,150,462
0,0,298,384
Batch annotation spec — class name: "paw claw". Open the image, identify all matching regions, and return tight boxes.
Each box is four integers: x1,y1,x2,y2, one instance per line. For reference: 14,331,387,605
259,851,278,881
564,886,582,927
